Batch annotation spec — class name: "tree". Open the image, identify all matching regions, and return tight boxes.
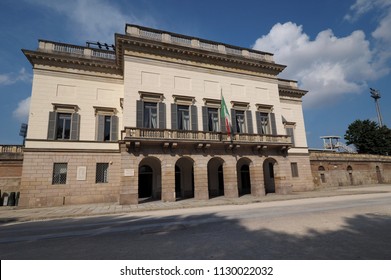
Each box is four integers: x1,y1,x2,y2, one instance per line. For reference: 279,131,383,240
344,120,391,155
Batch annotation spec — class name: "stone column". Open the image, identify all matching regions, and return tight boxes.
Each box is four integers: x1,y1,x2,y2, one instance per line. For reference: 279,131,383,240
119,144,139,205
194,160,209,200
223,158,239,198
161,161,176,202
250,160,265,196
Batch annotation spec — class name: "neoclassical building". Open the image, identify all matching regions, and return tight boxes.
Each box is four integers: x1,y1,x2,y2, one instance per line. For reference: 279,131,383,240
20,24,313,207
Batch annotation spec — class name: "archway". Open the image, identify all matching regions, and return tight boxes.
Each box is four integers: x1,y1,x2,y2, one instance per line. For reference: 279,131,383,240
263,158,277,194
208,157,225,197
237,158,252,196
138,157,161,201
175,157,195,199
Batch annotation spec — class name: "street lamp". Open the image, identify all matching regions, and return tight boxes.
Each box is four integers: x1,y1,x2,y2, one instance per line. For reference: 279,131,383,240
370,88,383,127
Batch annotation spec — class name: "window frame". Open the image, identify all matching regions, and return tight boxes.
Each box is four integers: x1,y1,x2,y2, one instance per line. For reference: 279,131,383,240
96,163,109,183
52,163,68,185
291,162,299,178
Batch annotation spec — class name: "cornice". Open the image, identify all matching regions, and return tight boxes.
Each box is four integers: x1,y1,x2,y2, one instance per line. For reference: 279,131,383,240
279,85,308,98
116,34,286,76
22,49,122,76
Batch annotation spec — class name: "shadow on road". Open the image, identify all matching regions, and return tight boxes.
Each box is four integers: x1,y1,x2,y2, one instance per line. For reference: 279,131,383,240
0,212,390,259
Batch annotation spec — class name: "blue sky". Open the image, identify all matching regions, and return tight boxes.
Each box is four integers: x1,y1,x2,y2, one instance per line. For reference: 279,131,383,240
1,0,390,148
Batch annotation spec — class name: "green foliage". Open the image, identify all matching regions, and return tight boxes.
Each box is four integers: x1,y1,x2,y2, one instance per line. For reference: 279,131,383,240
344,120,391,155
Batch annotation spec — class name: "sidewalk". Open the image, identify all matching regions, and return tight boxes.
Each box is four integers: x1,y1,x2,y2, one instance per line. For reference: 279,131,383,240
1,184,390,223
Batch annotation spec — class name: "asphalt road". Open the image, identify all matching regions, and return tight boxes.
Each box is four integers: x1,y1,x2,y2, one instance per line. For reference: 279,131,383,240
1,192,390,259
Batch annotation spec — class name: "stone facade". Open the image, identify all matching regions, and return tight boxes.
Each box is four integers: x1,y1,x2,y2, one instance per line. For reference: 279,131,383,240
310,151,391,187
0,146,23,205
20,24,314,208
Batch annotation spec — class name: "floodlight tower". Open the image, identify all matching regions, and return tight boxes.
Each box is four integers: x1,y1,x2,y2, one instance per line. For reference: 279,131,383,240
370,88,383,127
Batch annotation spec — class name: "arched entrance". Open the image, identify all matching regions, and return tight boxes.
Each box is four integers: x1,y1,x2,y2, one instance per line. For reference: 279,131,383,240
175,157,195,200
263,158,277,194
237,158,252,196
208,157,225,197
138,157,161,201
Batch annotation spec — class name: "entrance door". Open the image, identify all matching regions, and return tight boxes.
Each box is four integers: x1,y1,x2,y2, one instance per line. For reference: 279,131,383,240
139,165,153,198
218,165,224,196
175,165,181,199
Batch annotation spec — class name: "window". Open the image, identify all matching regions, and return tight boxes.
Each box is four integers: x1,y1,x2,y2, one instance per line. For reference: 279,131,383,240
208,108,219,132
136,99,166,129
47,107,80,140
177,105,190,130
56,113,72,140
259,112,270,134
96,163,109,183
286,126,295,146
96,114,118,142
235,110,246,133
144,102,158,128
52,163,67,184
291,162,299,178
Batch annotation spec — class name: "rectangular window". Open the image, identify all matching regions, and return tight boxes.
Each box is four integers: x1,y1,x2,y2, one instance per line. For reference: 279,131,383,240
177,105,190,130
291,162,299,178
96,163,109,183
144,102,158,128
235,110,246,133
259,112,270,135
208,108,219,132
52,163,67,185
286,126,295,146
56,113,72,140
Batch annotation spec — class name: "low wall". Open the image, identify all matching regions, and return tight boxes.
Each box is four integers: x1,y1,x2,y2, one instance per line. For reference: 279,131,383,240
309,151,391,188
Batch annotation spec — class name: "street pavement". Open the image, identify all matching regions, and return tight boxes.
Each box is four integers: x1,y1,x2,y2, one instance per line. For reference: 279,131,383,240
0,184,390,223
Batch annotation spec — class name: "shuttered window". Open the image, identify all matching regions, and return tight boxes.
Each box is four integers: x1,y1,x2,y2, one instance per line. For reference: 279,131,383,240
136,100,166,129
47,111,80,140
96,115,118,142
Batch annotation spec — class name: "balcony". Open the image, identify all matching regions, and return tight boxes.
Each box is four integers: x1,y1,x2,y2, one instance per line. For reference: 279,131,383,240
122,127,291,152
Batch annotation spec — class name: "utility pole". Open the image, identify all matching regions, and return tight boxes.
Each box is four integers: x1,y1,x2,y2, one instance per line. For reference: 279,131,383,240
370,88,383,127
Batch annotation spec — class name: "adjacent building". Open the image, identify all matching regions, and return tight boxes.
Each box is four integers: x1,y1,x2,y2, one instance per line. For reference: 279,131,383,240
20,24,313,208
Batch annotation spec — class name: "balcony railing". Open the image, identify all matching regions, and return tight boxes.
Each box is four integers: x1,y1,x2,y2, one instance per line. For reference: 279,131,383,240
0,145,23,153
123,127,291,145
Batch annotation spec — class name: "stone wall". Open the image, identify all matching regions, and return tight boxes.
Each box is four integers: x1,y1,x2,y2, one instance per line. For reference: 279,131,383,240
19,151,121,208
309,151,391,188
0,152,23,205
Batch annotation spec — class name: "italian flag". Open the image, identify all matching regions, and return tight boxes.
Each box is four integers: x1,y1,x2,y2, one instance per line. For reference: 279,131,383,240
220,91,231,136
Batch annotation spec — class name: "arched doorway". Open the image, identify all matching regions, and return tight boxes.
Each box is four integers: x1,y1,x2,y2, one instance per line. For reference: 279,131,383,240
263,158,277,194
208,157,225,197
175,157,195,200
237,158,252,196
138,157,161,201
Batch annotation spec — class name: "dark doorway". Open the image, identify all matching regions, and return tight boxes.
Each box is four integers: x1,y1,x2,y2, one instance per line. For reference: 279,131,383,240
218,165,224,196
139,165,153,198
240,164,251,195
175,165,181,198
264,159,276,194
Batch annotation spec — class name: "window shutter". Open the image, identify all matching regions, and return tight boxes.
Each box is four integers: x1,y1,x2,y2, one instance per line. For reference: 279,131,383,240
220,109,226,133
136,100,143,128
171,103,177,130
246,110,253,134
231,109,237,134
191,105,198,131
110,115,119,141
158,102,166,129
256,112,262,135
287,127,295,146
270,113,277,135
47,111,57,140
202,106,208,131
96,115,105,142
70,113,80,140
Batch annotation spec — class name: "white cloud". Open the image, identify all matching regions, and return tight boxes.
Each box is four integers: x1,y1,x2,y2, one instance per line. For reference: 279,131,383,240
13,97,31,121
27,0,154,43
344,0,391,22
252,22,384,107
0,68,31,86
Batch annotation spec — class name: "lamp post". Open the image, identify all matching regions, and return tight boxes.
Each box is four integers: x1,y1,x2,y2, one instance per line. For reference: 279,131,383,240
370,88,383,127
